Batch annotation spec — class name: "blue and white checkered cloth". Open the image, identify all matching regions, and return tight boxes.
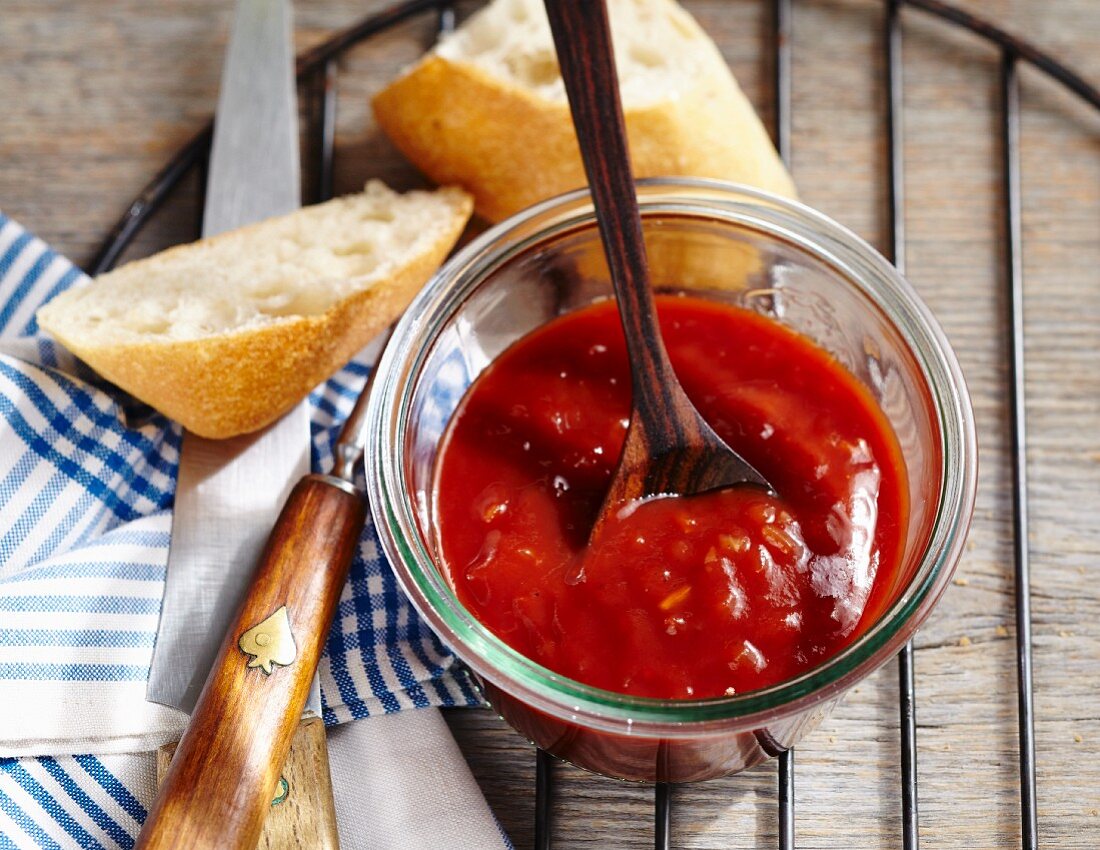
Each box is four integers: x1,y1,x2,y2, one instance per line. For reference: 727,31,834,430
0,212,486,848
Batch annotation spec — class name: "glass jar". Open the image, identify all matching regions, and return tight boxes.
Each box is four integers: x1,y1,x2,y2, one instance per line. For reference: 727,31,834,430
366,179,977,782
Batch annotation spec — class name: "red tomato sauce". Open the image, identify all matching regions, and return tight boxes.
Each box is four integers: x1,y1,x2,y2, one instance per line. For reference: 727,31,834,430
432,296,908,699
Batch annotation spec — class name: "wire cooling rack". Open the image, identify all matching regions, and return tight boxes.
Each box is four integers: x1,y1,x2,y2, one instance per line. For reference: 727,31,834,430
86,1,1100,847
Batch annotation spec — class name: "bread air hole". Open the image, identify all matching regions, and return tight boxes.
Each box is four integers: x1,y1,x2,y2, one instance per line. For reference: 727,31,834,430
332,242,377,258
359,210,395,223
628,44,665,70
240,281,332,317
507,0,528,23
130,319,171,335
505,50,560,88
461,28,501,57
669,14,697,41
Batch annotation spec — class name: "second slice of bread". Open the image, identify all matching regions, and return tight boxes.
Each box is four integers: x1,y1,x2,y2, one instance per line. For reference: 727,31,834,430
37,181,473,438
373,0,796,223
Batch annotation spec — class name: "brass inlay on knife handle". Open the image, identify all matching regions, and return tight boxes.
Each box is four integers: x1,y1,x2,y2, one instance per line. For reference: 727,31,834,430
271,776,290,807
138,475,365,850
239,605,298,674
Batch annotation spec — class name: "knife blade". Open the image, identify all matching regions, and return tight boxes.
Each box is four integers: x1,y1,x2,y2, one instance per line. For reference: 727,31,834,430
146,0,319,718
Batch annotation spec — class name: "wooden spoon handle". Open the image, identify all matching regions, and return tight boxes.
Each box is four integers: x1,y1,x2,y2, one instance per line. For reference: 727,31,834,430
544,0,677,416
136,474,366,850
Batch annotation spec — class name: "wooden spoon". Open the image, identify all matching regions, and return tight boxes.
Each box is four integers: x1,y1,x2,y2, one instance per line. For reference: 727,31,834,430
543,0,771,534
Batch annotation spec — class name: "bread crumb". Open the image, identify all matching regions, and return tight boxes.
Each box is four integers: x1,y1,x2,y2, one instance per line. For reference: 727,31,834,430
995,625,1009,638
953,577,969,587
1086,451,1100,463
724,687,736,697
943,743,952,751
1074,734,1083,743
958,636,972,647
1058,630,1072,638
828,736,836,744
1089,808,1099,817
966,539,976,551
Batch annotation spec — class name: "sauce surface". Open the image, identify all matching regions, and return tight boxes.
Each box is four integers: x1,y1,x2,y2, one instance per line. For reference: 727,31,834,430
433,296,907,699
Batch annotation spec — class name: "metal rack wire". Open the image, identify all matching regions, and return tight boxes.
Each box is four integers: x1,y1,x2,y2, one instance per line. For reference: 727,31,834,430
86,2,1100,847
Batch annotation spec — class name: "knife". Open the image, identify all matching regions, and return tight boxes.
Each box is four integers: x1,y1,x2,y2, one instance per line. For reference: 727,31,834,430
139,0,335,845
136,322,390,847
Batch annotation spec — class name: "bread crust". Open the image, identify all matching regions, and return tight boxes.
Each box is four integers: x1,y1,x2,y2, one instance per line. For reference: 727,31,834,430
372,55,796,224
39,190,472,439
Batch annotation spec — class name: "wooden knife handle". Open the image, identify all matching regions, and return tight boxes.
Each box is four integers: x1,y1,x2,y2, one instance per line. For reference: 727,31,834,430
137,474,366,850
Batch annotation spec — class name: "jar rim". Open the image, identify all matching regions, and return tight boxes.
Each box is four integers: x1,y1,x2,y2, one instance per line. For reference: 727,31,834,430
366,178,977,736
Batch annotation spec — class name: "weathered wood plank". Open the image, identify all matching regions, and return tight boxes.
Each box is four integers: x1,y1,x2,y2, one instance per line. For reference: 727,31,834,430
2,1,1097,847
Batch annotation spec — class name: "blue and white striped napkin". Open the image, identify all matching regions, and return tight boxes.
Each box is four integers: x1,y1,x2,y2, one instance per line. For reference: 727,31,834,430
0,213,508,849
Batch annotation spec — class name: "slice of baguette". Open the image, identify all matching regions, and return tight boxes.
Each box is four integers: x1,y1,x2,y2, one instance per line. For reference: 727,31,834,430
37,181,473,439
372,0,795,223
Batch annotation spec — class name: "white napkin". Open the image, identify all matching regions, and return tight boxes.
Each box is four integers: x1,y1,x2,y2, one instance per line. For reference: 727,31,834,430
330,710,512,850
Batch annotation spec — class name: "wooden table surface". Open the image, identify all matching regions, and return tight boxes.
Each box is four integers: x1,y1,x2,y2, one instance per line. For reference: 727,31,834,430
3,1,1098,847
